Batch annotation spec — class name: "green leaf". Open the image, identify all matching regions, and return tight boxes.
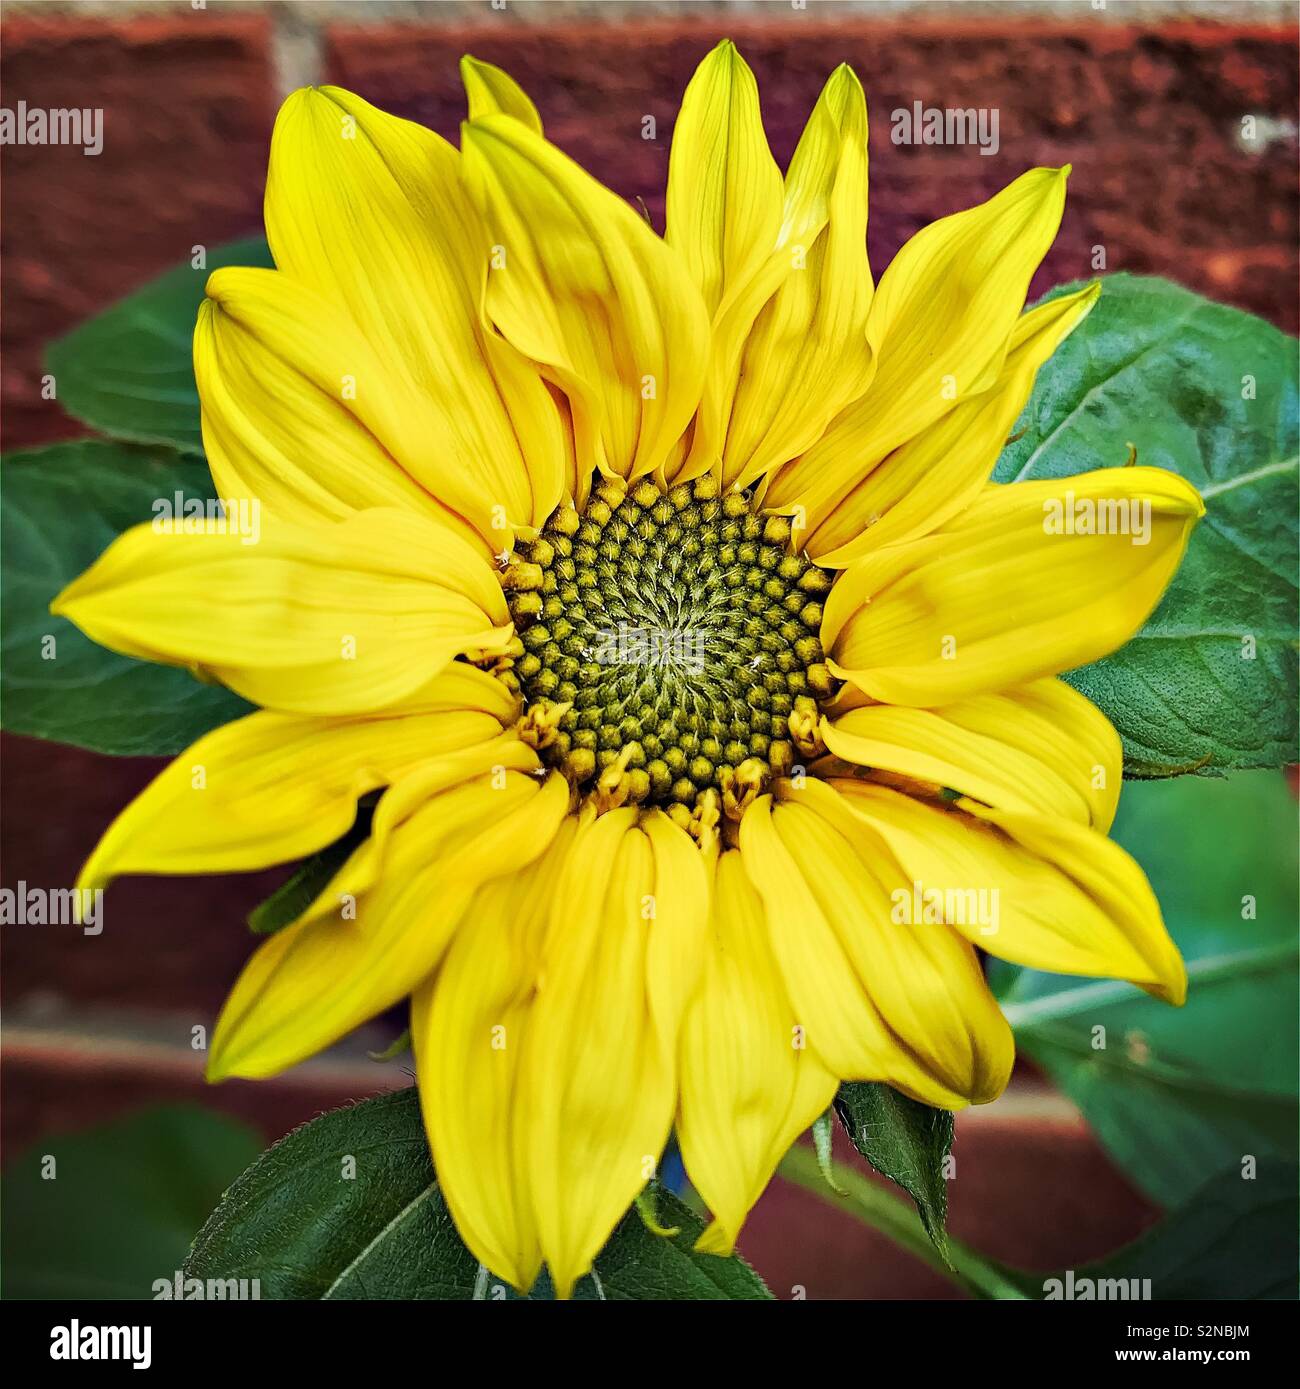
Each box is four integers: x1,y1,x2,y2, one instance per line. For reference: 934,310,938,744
0,439,252,755
1012,1161,1299,1301
995,274,1299,775
184,1087,772,1300
47,236,273,453
995,771,1299,1207
833,1081,954,1261
2,1106,262,1299
1071,1160,1298,1301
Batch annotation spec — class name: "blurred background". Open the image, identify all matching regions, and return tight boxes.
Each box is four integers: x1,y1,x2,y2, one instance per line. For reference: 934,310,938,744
3,0,1297,1299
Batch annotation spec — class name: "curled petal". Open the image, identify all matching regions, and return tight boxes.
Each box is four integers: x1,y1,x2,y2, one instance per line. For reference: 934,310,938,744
461,113,710,495
521,809,709,1297
822,678,1121,832
209,767,570,1081
823,467,1205,705
830,778,1186,1004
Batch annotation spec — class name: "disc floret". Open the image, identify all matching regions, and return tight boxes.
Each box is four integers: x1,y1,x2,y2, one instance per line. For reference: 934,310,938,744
504,475,838,822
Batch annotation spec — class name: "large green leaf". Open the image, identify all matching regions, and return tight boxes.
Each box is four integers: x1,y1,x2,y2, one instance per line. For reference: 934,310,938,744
1011,1161,1299,1301
1063,1160,1298,1301
0,439,252,754
833,1082,953,1261
3,1106,262,1299
47,236,273,453
995,771,1299,1207
184,1087,772,1300
995,274,1298,775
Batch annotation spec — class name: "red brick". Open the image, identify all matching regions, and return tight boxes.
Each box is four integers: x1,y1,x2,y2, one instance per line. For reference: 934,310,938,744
2,1041,408,1159
0,14,275,449
0,732,283,1018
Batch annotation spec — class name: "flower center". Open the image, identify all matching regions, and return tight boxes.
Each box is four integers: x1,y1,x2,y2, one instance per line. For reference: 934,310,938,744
502,475,838,826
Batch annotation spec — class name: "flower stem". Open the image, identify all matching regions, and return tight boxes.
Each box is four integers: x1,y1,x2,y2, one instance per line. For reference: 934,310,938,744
776,1144,1030,1300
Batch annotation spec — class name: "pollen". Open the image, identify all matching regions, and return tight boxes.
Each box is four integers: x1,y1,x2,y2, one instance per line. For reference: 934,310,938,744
504,475,839,819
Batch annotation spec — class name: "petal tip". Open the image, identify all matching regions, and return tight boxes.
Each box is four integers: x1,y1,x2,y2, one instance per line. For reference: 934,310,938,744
276,85,317,119
1158,953,1190,1007
693,1221,738,1258
202,269,232,307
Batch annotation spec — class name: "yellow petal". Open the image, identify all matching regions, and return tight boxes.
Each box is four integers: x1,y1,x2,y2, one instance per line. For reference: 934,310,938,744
51,508,512,716
196,268,478,544
738,794,1004,1107
770,782,1014,1104
666,40,781,321
663,41,781,482
266,86,565,536
461,113,710,495
521,809,708,1297
823,466,1204,705
723,64,875,489
829,778,1186,1004
677,849,837,1254
209,767,570,1080
822,677,1120,831
391,660,523,720
293,732,545,921
815,282,1101,562
641,811,714,1055
461,54,543,134
767,166,1070,537
411,815,577,1293
77,665,517,895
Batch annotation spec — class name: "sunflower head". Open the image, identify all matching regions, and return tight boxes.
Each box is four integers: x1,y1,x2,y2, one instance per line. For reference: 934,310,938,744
50,40,1204,1300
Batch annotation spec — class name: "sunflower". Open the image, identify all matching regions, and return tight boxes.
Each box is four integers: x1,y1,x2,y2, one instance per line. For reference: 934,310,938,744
53,41,1203,1296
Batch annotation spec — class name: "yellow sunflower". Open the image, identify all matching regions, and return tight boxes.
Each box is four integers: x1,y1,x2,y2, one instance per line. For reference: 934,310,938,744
53,41,1203,1296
